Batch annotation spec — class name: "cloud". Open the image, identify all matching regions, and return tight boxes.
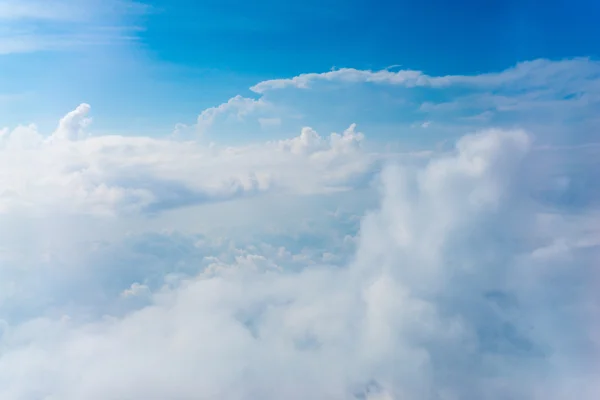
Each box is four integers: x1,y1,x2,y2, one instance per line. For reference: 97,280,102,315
0,0,77,21
258,117,282,128
0,0,149,22
51,103,92,141
196,95,269,135
121,282,150,298
0,58,599,399
0,128,597,399
188,58,599,150
0,104,377,216
411,121,432,129
250,68,430,93
251,58,599,93
277,124,363,156
0,0,147,54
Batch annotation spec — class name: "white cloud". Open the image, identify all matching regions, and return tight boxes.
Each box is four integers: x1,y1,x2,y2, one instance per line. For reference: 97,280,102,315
51,103,92,141
0,59,599,399
0,104,377,216
250,68,430,93
258,117,282,128
168,58,590,154
1,123,43,150
0,0,147,54
196,95,268,135
276,124,364,156
121,282,150,298
251,58,599,93
0,128,597,399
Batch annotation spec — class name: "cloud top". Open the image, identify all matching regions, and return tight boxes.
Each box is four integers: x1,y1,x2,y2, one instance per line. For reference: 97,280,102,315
0,128,597,399
0,105,375,215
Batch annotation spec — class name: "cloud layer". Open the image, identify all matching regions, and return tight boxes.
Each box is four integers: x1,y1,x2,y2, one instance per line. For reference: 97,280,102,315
0,121,597,399
0,59,599,399
0,108,373,216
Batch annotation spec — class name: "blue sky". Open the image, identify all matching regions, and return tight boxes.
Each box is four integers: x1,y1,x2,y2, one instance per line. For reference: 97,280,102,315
143,0,600,74
1,0,599,136
0,1,599,399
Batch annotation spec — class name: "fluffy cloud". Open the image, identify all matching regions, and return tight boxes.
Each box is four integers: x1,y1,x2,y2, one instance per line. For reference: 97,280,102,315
208,58,599,148
0,127,597,399
51,103,92,141
196,95,270,136
0,59,598,399
0,105,375,215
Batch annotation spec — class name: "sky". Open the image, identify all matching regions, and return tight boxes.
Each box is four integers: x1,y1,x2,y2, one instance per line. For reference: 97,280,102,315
0,1,599,399
1,0,600,134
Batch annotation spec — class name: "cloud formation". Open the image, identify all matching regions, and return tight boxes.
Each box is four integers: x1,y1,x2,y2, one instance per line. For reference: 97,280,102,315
0,126,597,399
0,105,374,215
52,103,92,141
251,58,599,93
1,59,599,399
190,58,598,148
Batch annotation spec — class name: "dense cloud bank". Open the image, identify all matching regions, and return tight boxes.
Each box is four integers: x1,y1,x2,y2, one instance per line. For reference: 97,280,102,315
0,121,597,399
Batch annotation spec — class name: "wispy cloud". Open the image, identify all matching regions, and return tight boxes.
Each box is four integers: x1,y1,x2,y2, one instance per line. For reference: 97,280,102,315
0,0,148,54
0,0,77,21
251,58,599,93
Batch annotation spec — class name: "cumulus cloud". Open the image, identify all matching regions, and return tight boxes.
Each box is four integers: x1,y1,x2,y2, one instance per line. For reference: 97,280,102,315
1,59,599,399
238,58,600,147
51,103,92,141
0,128,597,399
0,105,376,215
196,95,269,135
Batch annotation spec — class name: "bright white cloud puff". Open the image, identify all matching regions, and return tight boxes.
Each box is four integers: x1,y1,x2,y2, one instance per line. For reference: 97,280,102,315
0,106,373,216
